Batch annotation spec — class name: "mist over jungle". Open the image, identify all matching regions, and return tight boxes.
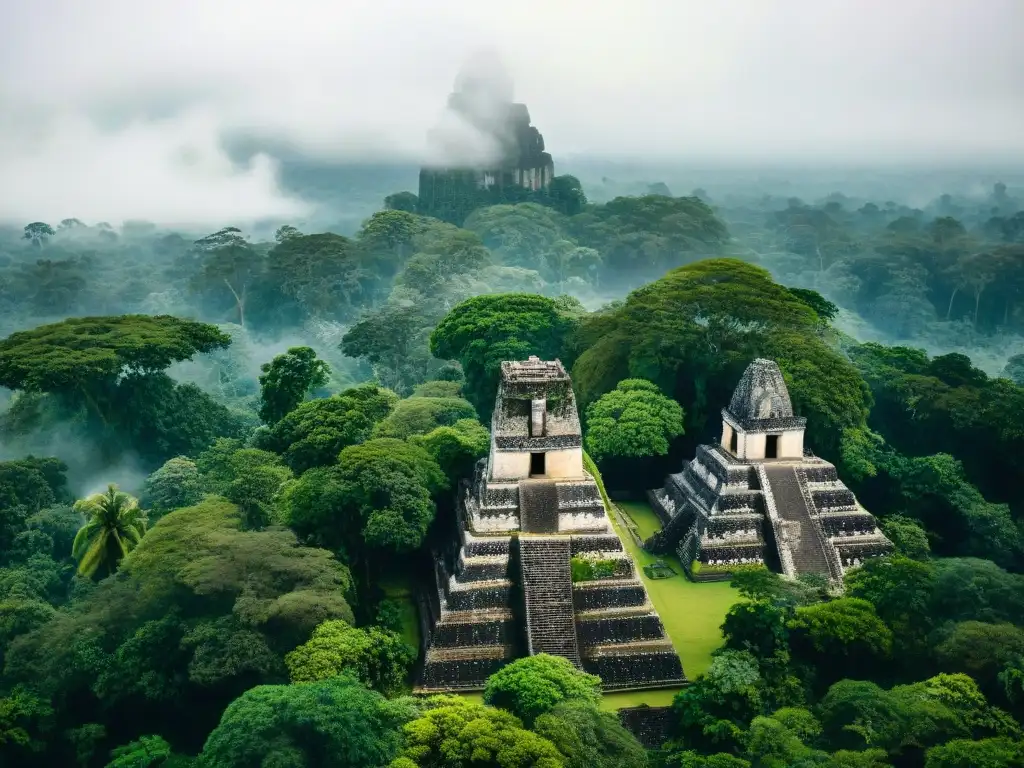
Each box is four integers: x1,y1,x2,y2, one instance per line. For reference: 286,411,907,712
2,2,1024,767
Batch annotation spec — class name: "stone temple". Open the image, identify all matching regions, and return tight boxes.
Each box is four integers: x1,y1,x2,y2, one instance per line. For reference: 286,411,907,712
418,55,554,224
648,359,892,583
418,357,685,692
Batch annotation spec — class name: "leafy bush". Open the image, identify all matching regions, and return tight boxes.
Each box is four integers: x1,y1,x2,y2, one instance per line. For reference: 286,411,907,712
570,556,618,582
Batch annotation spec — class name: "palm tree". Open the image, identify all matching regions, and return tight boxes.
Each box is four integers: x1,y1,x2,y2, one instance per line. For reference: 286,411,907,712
71,484,147,579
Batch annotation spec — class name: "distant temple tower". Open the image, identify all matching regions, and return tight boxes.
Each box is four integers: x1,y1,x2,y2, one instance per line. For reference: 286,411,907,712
648,359,892,583
418,357,685,693
418,57,555,224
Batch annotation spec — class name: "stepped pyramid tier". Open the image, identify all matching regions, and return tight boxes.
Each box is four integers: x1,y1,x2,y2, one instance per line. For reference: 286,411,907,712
418,357,686,693
647,359,892,584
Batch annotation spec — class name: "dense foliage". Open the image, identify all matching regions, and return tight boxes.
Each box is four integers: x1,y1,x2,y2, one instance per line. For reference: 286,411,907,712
0,171,1022,767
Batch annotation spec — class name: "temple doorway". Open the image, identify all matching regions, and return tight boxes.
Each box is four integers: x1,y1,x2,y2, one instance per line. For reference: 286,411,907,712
765,435,779,459
530,452,546,476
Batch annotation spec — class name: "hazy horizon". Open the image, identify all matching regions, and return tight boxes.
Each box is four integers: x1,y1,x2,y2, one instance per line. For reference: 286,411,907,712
1,0,1022,225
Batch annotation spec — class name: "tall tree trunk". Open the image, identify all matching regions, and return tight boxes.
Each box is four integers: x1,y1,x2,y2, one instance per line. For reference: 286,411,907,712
946,286,960,319
224,278,246,327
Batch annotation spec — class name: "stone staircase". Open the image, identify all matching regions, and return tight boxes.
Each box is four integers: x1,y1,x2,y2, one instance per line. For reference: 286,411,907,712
519,537,582,666
519,479,560,533
763,465,831,577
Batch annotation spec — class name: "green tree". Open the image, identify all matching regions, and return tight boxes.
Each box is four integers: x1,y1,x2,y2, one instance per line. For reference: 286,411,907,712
105,734,184,768
533,700,647,768
845,555,936,655
818,673,1018,758
222,457,293,531
570,195,728,281
410,419,490,485
6,497,355,749
391,694,564,768
284,619,415,695
200,674,414,768
22,221,55,248
665,753,751,768
728,566,827,607
671,650,767,754
722,600,792,661
341,304,439,395
880,515,931,560
0,315,230,408
788,598,893,679
743,711,826,767
67,722,107,767
934,622,1024,692
925,737,1024,768
787,287,839,321
283,439,445,584
583,378,684,463
356,209,428,277
71,485,147,579
259,383,397,473
20,257,89,315
257,346,330,425
0,315,235,464
430,293,579,418
483,654,601,727
188,228,263,326
462,203,566,273
571,260,867,456
385,191,419,213
412,380,462,398
0,685,52,755
141,457,204,517
549,175,587,216
373,396,478,439
264,232,378,323
825,750,892,767
930,558,1024,626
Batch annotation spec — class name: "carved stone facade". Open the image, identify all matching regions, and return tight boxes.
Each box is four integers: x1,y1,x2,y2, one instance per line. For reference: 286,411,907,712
418,357,685,692
648,359,892,583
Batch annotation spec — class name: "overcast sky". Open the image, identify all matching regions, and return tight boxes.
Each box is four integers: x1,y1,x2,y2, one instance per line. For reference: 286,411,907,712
1,0,1021,225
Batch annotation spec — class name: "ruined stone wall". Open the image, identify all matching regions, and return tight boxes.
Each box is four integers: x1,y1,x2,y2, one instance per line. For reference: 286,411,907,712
446,583,511,611
558,511,607,531
432,619,516,647
577,615,666,645
573,583,647,611
618,706,676,749
584,652,685,689
422,656,509,690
